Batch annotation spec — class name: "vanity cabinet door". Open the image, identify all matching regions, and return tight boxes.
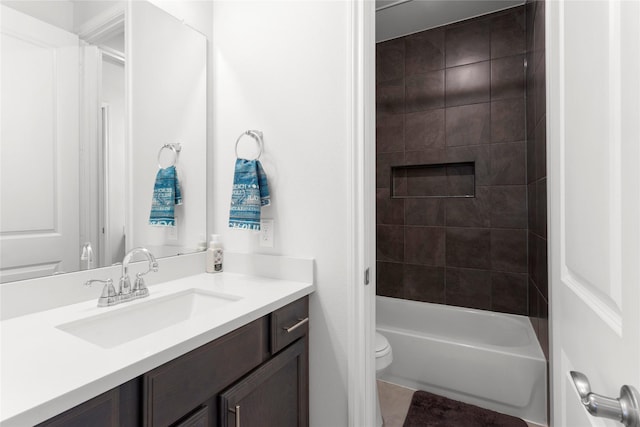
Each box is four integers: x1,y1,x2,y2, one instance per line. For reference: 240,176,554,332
219,337,308,427
143,317,268,427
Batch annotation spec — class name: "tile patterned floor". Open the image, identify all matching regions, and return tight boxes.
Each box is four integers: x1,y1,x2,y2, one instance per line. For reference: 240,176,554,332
377,380,546,427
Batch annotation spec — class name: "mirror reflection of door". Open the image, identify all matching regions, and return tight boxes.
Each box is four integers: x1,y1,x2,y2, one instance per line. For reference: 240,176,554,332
0,5,80,281
0,2,126,281
0,1,207,283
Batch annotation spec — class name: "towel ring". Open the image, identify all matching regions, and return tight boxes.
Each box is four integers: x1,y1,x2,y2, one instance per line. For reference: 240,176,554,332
157,143,182,169
235,130,263,160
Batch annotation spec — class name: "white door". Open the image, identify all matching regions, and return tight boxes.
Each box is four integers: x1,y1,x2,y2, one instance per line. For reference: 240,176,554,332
0,6,80,281
548,0,640,426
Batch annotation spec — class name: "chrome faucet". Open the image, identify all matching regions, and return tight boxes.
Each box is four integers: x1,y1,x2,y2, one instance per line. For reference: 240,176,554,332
85,247,158,307
119,247,159,297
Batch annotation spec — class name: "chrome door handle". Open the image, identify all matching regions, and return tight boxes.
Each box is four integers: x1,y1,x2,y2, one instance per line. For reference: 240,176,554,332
571,371,640,427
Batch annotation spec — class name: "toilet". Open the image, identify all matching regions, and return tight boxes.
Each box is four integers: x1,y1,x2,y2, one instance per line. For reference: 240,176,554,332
375,331,393,427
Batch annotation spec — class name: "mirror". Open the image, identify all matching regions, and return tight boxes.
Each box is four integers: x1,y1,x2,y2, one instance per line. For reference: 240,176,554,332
0,0,207,283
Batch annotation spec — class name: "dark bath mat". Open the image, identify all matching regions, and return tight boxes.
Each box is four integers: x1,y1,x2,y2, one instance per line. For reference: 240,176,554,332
402,390,527,427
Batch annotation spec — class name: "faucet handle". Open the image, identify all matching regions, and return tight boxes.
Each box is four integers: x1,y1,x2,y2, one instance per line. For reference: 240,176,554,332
85,279,117,307
132,272,150,297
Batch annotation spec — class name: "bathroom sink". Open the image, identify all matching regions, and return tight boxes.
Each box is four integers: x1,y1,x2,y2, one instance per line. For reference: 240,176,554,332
57,289,241,348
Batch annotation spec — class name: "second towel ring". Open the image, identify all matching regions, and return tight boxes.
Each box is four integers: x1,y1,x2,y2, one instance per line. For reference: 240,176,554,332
235,130,263,160
158,143,182,169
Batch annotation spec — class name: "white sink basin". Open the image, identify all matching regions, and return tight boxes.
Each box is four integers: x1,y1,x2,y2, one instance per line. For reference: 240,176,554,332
57,289,241,348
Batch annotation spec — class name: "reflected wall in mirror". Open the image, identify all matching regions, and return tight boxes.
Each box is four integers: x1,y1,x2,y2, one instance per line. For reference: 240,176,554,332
0,0,207,283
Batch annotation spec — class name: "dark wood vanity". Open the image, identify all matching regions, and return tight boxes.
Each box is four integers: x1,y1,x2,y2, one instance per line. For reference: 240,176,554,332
37,297,309,427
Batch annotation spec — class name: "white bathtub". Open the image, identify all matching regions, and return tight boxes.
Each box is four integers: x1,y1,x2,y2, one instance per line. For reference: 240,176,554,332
376,296,547,425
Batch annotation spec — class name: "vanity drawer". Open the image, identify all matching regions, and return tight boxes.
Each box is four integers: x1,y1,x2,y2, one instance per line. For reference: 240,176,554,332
271,296,309,354
143,317,269,427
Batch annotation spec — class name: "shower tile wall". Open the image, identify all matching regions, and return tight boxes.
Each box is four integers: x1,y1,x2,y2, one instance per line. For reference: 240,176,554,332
526,0,548,359
376,6,528,315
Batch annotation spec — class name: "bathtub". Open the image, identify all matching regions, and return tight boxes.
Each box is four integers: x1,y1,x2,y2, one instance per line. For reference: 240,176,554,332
376,296,547,425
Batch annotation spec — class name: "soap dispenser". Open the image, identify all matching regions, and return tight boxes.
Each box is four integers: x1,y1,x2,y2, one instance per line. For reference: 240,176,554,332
206,234,223,273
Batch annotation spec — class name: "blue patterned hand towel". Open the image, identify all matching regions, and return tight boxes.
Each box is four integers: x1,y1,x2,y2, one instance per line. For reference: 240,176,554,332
149,165,182,227
229,159,270,230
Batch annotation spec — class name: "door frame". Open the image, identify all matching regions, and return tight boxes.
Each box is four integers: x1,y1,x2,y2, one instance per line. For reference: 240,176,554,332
347,0,377,426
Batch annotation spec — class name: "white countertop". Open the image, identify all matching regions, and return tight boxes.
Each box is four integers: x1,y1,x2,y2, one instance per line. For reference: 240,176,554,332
0,272,315,426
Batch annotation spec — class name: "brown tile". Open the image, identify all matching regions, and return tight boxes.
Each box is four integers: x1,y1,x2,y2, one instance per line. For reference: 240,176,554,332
526,51,536,140
447,163,475,197
445,61,491,107
491,98,525,143
405,166,448,197
445,19,491,67
527,124,536,184
404,148,447,166
405,198,444,226
392,168,407,197
533,0,545,68
404,264,445,303
491,271,528,314
528,183,537,232
536,234,548,299
376,114,404,154
445,186,491,227
490,185,527,229
376,38,404,83
536,178,547,238
376,188,404,225
405,28,444,75
534,116,546,180
405,226,445,266
446,145,491,186
445,103,491,147
534,54,546,126
491,6,525,59
406,70,445,112
491,55,525,101
377,152,404,189
491,229,527,273
377,261,404,298
445,267,491,310
529,230,538,284
377,225,404,262
526,1,536,55
405,109,445,151
446,227,491,269
377,79,405,116
490,141,526,185
528,278,539,335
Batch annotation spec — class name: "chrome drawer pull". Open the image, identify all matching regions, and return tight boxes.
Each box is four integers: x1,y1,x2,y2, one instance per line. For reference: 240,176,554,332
229,404,241,427
283,317,309,333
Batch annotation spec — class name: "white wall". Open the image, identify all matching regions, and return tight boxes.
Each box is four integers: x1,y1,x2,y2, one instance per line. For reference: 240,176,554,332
2,0,74,32
212,2,351,426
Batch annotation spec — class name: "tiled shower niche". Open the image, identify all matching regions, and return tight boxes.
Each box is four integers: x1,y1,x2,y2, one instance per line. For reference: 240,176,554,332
376,5,529,315
391,162,475,198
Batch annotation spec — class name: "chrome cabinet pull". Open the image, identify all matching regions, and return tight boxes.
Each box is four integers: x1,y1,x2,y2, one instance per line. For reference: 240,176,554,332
235,405,240,427
571,371,640,427
283,317,309,333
